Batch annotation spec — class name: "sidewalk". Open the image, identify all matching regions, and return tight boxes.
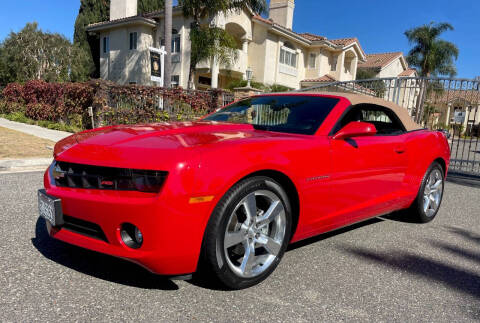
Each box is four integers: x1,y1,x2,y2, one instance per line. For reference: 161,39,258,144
0,117,71,142
0,158,53,173
0,118,72,173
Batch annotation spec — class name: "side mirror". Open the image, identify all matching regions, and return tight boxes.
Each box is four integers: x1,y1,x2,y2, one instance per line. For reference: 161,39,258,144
332,121,377,140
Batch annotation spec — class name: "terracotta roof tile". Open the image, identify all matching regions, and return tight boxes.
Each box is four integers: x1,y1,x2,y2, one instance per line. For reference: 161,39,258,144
252,15,274,25
329,37,357,47
329,37,365,58
358,52,403,69
86,15,156,29
301,75,337,83
297,32,326,41
431,89,480,105
398,68,417,77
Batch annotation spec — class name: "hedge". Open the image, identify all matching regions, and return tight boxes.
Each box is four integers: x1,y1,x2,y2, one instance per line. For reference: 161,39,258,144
0,80,227,130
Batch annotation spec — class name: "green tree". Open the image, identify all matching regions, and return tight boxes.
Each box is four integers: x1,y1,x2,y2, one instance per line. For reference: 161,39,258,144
138,0,165,13
73,0,109,79
405,22,458,122
73,0,164,79
178,0,267,89
404,22,459,77
355,68,386,98
0,22,83,84
356,68,377,80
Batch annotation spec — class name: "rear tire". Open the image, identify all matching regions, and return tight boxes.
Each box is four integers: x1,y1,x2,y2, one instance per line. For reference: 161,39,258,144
201,176,292,290
404,161,445,223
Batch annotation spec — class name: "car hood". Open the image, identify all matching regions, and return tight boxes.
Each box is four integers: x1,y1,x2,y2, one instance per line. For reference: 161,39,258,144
54,121,296,170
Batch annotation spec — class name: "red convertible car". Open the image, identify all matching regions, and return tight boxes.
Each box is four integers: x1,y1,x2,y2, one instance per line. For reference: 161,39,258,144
38,92,450,289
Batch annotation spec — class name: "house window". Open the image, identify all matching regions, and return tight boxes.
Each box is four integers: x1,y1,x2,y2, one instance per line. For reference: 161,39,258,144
279,43,297,68
171,75,180,87
309,53,316,69
129,32,138,50
103,36,109,53
330,56,337,71
161,29,181,53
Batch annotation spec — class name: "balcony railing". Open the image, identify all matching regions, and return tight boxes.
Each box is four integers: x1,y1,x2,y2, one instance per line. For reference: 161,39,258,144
196,50,247,75
220,49,247,74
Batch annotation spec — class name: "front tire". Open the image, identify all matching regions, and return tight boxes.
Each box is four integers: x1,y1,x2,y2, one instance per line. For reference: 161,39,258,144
405,161,445,223
201,176,292,289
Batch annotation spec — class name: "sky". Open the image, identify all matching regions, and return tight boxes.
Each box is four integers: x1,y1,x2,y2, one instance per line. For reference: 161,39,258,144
0,0,479,78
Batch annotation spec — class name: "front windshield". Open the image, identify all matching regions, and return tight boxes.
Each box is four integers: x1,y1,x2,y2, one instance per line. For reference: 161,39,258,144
204,95,339,135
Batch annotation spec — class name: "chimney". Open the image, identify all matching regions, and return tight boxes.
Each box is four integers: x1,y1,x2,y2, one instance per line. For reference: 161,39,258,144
268,0,295,29
110,0,138,21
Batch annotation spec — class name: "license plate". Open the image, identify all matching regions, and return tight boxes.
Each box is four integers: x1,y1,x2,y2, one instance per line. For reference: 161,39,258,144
38,189,63,227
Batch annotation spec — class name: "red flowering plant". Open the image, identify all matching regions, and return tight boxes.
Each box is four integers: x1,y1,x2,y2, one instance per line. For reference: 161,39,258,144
1,79,228,129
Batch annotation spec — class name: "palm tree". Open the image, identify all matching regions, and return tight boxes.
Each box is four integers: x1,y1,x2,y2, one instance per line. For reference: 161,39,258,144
164,0,172,88
405,22,459,122
405,22,459,77
178,0,267,89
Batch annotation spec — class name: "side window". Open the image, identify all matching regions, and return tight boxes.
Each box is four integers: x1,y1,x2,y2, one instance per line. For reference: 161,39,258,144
334,104,406,136
103,36,109,54
129,32,138,50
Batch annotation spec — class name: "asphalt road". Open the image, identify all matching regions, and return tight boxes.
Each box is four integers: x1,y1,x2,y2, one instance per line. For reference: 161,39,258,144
1,171,479,322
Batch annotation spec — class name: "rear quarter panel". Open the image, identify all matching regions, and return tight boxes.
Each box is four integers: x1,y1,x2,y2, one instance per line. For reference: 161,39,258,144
403,130,450,201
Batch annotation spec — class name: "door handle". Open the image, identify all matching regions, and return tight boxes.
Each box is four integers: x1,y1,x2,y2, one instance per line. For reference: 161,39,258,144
394,147,406,154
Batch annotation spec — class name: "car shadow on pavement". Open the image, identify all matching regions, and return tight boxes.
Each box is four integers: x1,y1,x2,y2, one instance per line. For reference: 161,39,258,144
287,218,383,251
338,227,480,303
31,217,179,290
189,217,386,291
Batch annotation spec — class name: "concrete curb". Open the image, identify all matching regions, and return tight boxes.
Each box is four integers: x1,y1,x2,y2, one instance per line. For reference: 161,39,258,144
0,118,72,142
0,158,52,173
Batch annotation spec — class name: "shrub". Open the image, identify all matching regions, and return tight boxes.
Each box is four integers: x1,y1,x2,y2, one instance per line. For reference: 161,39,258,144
0,100,25,114
25,103,57,121
1,79,225,129
267,84,293,93
21,80,64,106
2,111,31,123
2,83,24,103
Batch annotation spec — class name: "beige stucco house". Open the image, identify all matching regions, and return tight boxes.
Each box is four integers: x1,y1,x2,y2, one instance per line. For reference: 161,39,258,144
354,52,419,113
86,0,367,90
357,52,416,79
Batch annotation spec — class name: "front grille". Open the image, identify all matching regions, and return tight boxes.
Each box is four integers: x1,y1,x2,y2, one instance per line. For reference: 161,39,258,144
63,215,108,242
52,161,168,192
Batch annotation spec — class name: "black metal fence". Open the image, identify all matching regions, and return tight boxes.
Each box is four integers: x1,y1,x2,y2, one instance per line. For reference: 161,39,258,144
299,77,480,179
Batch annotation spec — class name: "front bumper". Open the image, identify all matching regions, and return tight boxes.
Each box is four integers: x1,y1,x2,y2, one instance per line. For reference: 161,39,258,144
42,166,215,275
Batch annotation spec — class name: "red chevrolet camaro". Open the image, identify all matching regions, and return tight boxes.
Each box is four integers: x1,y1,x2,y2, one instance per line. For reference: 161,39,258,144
38,92,450,289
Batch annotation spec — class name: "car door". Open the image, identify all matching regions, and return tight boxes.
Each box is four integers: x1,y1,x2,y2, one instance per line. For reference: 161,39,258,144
329,104,408,222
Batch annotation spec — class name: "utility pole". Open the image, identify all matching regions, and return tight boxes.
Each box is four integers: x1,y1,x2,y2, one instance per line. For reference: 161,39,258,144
164,0,172,88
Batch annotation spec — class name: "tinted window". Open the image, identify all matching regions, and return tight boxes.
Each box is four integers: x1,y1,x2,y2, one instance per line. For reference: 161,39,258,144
204,96,339,135
335,104,406,135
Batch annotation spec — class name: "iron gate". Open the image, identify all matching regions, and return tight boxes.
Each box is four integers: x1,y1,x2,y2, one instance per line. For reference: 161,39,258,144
299,77,480,179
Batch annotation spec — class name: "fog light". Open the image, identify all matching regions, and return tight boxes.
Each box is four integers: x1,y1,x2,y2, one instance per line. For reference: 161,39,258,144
120,223,143,249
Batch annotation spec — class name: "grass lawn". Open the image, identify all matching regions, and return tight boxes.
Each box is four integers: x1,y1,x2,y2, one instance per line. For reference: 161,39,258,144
0,127,54,159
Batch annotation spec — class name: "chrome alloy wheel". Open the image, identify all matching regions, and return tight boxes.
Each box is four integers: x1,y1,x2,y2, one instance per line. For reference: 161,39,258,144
423,168,444,217
223,190,286,278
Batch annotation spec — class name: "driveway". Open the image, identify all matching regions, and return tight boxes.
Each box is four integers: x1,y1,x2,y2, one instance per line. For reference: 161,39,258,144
0,171,479,322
